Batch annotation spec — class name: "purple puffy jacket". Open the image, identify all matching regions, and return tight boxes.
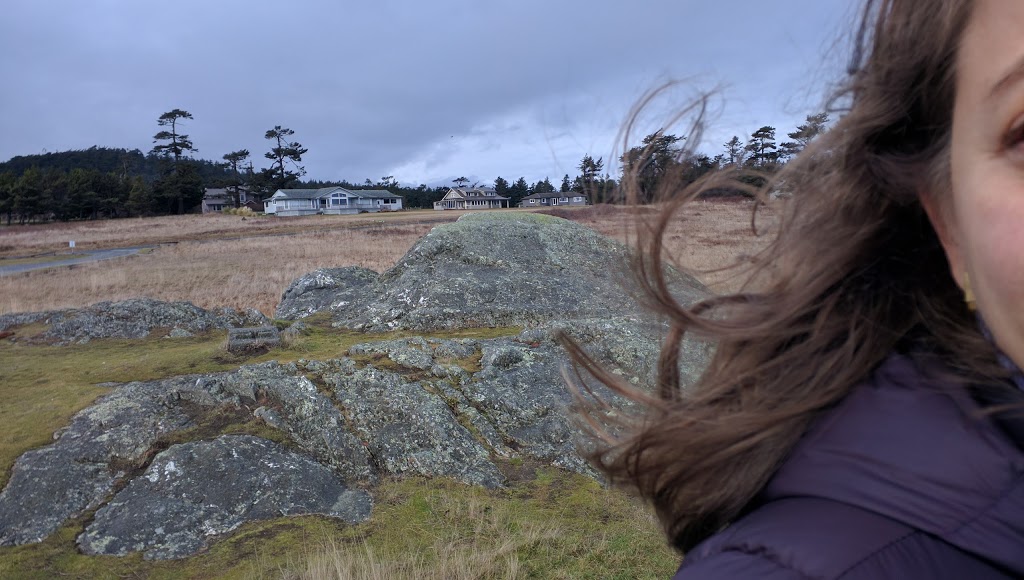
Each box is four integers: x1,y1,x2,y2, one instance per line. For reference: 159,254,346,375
675,354,1024,579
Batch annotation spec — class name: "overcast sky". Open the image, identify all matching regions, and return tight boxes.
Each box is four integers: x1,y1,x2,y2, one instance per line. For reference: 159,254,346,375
1,1,852,187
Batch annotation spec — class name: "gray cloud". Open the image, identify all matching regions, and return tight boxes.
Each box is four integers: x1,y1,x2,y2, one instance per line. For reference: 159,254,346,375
1,0,850,186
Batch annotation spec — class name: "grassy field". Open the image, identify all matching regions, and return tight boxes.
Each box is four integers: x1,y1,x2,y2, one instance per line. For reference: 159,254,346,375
0,201,775,316
0,201,774,578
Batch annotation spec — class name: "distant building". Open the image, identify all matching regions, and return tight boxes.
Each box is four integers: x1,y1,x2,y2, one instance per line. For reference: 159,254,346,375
519,192,588,207
264,187,403,216
202,188,259,213
433,187,510,210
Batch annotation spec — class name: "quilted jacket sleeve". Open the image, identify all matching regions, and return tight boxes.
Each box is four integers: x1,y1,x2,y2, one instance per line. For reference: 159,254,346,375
673,550,809,579
671,498,1014,579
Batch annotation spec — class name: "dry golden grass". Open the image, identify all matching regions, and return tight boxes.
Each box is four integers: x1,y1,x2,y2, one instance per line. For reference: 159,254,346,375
0,201,776,316
546,199,777,294
0,209,470,259
0,223,437,316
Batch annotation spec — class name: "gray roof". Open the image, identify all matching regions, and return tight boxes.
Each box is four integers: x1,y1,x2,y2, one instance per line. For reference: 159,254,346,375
522,192,584,200
348,189,403,199
448,187,509,200
272,187,341,200
203,188,229,199
274,187,402,200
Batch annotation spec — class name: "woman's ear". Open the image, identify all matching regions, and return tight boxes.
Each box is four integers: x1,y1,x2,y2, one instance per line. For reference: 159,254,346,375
919,189,966,288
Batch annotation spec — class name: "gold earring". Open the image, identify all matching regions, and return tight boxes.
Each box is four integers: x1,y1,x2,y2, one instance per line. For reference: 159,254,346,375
963,272,977,312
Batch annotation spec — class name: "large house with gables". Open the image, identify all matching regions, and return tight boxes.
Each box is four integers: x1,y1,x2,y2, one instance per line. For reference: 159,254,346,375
519,192,589,208
433,187,510,210
264,187,403,216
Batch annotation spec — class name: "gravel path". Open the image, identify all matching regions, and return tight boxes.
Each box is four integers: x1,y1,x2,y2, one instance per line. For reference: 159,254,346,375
0,247,145,276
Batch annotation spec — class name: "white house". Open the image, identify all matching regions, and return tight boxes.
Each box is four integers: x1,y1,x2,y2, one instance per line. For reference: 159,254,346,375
433,187,510,210
264,187,403,216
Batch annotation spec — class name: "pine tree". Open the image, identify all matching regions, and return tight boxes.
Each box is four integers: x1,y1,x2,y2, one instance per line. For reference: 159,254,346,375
779,113,829,160
262,126,308,192
150,109,199,214
724,136,744,164
222,149,250,207
744,126,779,169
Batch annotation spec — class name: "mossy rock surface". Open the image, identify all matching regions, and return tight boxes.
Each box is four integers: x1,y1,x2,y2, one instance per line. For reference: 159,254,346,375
276,212,707,331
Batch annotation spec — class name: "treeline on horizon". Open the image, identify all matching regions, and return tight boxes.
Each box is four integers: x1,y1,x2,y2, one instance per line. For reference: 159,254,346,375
0,110,828,225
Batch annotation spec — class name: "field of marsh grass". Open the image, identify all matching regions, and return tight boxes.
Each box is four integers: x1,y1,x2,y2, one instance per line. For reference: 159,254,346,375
0,200,775,317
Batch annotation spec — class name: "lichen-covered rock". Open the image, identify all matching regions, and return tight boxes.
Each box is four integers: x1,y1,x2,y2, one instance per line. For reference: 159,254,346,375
0,298,269,345
0,376,207,546
226,326,281,353
77,435,371,560
329,366,504,488
274,266,379,320
0,362,374,547
226,362,376,483
275,213,707,331
348,336,439,370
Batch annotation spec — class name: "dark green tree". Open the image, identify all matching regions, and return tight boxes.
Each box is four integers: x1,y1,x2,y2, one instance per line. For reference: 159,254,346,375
507,177,530,207
127,176,154,216
0,172,15,225
744,126,779,169
578,155,604,198
724,136,744,165
533,177,556,193
779,113,830,161
151,109,199,214
620,132,682,202
262,126,307,192
221,149,250,207
151,109,197,163
153,163,204,215
13,167,47,223
493,176,510,195
453,176,470,187
560,174,571,192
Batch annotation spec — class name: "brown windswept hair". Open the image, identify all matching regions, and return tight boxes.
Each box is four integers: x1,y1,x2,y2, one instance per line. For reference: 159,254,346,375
565,0,1005,552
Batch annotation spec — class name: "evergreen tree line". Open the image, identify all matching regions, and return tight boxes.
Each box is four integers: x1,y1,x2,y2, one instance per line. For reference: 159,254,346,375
0,110,829,224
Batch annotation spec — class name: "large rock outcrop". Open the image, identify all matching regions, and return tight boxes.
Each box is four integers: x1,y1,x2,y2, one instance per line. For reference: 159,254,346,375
0,211,713,560
274,266,378,320
0,297,269,344
275,212,706,331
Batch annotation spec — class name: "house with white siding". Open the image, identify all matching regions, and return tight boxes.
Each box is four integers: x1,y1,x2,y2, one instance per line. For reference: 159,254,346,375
264,187,403,216
433,187,510,210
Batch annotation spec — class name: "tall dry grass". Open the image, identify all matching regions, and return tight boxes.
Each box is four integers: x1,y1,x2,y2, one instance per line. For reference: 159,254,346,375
0,223,435,316
551,199,777,294
0,201,774,316
0,210,465,259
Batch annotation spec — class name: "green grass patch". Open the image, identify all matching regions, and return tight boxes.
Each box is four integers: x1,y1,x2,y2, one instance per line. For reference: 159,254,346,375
0,470,677,579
